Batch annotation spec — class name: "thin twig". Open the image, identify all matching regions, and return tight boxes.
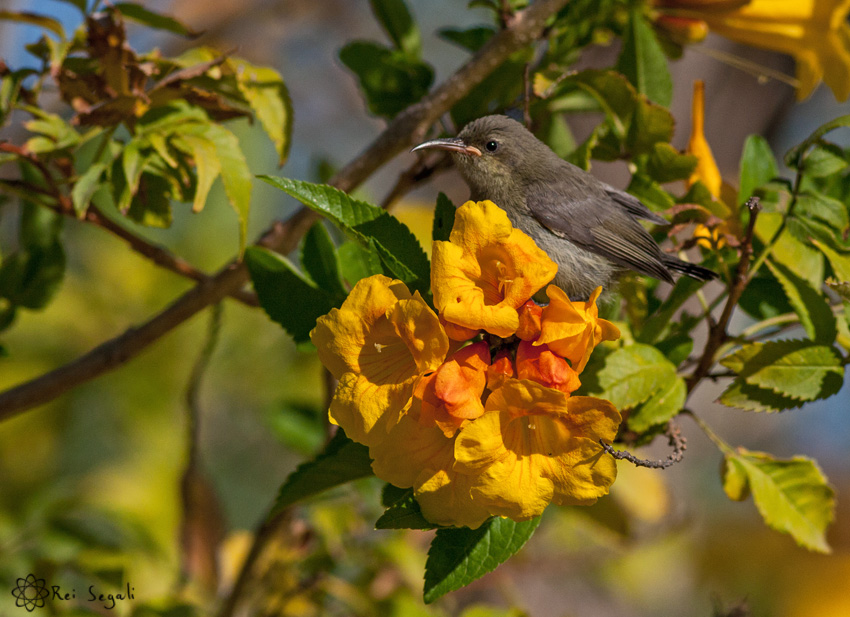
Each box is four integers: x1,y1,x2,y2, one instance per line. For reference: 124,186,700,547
685,197,761,392
0,0,572,420
600,421,687,469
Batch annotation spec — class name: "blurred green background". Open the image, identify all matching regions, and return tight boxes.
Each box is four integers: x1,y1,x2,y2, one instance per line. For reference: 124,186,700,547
1,1,848,616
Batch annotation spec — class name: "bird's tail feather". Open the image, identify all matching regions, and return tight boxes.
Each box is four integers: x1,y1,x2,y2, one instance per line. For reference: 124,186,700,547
663,255,718,281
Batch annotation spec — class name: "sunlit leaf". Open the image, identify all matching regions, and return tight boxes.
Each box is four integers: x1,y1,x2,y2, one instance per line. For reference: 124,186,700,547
739,134,778,205
271,429,373,515
423,517,541,603
723,449,834,553
71,162,107,217
0,10,65,39
766,260,837,344
369,0,421,56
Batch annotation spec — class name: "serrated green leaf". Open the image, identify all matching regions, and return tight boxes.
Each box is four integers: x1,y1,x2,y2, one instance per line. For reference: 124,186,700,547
616,9,672,107
337,240,383,286
369,0,421,56
795,192,849,232
230,59,293,166
738,274,795,320
71,162,107,217
113,3,200,37
375,489,435,530
812,238,850,282
423,516,541,603
596,344,679,413
340,41,433,118
245,246,339,343
756,212,824,288
300,222,347,299
721,340,844,403
723,449,834,553
259,176,430,292
271,430,373,515
432,193,456,243
799,144,847,178
739,134,778,205
628,373,685,432
766,260,836,344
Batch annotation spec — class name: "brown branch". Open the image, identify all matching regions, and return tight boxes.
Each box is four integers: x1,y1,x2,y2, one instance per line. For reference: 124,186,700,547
685,197,761,392
601,420,687,469
0,0,570,421
380,154,453,210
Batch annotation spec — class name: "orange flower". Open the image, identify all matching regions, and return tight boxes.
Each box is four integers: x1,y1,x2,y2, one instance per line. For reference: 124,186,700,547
310,275,449,447
415,341,491,437
431,201,557,338
454,380,621,521
536,286,620,373
516,300,543,341
516,340,581,394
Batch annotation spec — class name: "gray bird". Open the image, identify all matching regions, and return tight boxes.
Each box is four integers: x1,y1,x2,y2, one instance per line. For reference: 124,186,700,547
412,115,716,300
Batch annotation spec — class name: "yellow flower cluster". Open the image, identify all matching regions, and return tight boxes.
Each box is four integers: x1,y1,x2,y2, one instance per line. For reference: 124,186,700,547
311,201,622,528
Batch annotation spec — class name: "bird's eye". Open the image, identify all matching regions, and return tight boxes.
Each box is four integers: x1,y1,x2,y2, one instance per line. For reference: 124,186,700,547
485,140,499,152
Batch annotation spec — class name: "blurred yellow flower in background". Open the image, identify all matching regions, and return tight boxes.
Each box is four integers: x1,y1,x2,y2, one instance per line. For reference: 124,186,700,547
658,0,850,100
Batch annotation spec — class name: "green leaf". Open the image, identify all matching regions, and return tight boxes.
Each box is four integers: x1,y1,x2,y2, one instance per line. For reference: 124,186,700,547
337,240,384,286
125,172,173,228
375,489,435,530
259,176,430,293
645,142,697,183
113,3,200,37
625,173,675,212
738,274,795,320
300,222,347,299
245,246,339,343
784,114,850,168
799,144,848,178
616,9,672,107
766,260,837,344
812,238,850,282
739,134,778,205
723,449,834,553
756,212,824,288
423,517,541,603
720,340,844,403
795,191,849,232
627,99,675,155
268,403,325,456
432,192,456,243
639,275,706,343
172,134,220,213
230,59,293,166
71,162,107,217
271,430,374,515
199,124,252,254
450,51,529,127
0,242,66,309
595,344,684,428
0,10,65,39
438,26,496,52
339,41,433,118
369,0,421,56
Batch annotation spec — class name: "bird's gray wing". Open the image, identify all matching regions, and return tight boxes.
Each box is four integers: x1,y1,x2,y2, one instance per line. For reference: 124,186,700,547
526,182,674,283
603,184,668,225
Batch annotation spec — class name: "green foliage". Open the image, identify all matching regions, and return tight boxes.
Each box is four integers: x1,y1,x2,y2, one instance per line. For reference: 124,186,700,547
258,176,431,295
423,517,541,603
432,192,456,243
594,344,685,431
272,430,374,515
739,135,779,204
245,246,341,343
376,487,435,530
616,8,672,107
723,449,835,553
720,340,844,411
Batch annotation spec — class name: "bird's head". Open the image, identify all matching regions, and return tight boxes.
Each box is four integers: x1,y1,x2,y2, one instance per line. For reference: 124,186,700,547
412,115,552,199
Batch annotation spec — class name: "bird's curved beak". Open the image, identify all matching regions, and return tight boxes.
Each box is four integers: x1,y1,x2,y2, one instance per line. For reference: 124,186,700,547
411,137,482,157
